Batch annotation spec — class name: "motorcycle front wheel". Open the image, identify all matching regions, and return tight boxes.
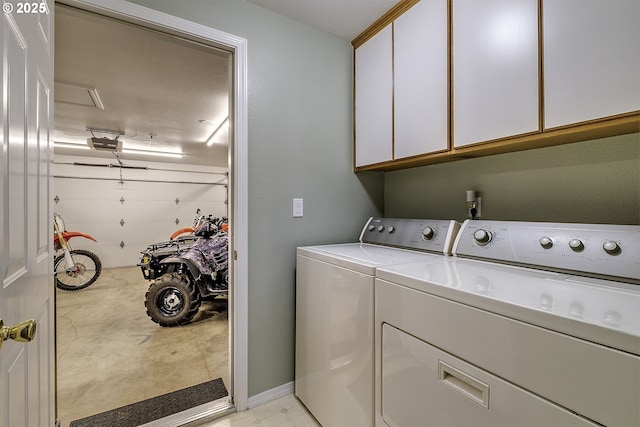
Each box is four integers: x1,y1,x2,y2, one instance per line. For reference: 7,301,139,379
54,249,102,291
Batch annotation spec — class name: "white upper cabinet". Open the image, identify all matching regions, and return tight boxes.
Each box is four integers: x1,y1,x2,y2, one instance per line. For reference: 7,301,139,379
394,0,449,159
353,0,638,170
453,0,539,147
543,0,640,129
355,24,393,167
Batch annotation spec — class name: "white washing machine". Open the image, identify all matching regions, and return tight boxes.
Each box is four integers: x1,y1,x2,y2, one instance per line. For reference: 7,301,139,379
296,217,460,427
375,220,640,427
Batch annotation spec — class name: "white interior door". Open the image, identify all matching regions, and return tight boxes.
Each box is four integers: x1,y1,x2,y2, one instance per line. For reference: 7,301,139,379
1,2,55,426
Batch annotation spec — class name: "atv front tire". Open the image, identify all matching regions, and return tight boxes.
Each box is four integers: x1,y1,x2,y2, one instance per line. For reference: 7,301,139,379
145,273,201,327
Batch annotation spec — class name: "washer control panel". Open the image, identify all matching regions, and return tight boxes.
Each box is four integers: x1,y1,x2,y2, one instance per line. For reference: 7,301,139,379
453,220,640,282
360,217,461,255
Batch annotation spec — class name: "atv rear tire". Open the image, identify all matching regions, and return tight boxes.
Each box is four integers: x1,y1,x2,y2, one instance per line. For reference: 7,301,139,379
145,273,201,327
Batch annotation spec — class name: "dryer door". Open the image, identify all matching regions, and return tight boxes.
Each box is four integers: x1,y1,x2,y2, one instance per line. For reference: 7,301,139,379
380,324,598,427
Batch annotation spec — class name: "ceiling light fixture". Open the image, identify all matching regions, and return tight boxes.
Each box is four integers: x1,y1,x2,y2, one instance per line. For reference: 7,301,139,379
206,117,229,146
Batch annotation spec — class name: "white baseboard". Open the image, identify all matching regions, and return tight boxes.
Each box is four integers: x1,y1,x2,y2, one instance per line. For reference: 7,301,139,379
246,381,295,409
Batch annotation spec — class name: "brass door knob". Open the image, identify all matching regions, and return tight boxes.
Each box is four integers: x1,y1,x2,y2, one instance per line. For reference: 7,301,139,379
0,318,37,350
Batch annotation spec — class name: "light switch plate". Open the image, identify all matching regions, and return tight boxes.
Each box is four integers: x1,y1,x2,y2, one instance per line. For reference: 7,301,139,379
293,198,303,217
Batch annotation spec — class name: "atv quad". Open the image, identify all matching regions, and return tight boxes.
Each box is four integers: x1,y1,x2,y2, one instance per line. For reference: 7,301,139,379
138,216,228,327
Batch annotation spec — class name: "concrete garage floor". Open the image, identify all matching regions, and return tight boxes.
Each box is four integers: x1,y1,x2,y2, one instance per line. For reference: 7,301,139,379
56,266,229,427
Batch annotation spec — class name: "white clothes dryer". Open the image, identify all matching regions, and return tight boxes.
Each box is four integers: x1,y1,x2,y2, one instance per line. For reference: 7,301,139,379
295,217,460,427
375,220,640,427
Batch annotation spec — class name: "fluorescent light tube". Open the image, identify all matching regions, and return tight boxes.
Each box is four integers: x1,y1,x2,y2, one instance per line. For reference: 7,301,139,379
54,142,91,150
121,149,183,158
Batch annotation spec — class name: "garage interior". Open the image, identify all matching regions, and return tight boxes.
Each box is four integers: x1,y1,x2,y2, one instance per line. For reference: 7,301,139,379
53,5,232,425
56,268,229,426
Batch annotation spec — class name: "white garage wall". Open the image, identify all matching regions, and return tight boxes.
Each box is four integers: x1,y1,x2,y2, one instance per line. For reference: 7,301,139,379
53,154,228,268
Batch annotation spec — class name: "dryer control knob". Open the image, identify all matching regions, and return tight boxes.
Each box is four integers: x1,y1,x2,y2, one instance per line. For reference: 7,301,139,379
603,241,620,255
377,225,385,232
387,226,395,233
473,229,492,245
539,237,553,249
422,227,436,240
569,239,584,251
368,225,375,232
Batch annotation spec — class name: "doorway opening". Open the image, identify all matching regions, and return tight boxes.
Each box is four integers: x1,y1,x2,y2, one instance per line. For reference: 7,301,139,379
53,1,248,425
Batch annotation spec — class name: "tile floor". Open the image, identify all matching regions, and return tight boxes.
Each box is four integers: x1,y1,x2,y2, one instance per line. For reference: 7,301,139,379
199,394,320,427
56,266,229,427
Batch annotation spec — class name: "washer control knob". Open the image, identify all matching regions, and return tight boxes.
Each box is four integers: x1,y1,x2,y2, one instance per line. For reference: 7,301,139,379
368,225,375,232
377,225,385,232
387,226,395,233
539,237,553,249
603,241,621,255
422,227,436,240
473,229,492,245
569,239,584,251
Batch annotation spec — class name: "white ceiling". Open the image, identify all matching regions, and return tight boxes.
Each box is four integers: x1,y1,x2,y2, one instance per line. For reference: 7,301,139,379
54,1,401,167
54,5,231,167
247,0,402,40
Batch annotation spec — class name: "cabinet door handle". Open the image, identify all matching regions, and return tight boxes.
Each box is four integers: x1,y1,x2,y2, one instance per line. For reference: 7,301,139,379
438,360,490,409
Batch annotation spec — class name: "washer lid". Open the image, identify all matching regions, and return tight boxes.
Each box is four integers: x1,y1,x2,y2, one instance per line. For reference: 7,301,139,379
297,243,437,275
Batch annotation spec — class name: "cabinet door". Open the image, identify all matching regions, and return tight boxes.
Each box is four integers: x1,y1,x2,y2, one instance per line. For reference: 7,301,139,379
355,25,393,167
394,0,449,159
544,0,640,129
453,0,539,147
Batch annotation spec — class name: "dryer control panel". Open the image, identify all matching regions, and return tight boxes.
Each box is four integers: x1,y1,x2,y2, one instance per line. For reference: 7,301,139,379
453,220,640,282
360,217,461,255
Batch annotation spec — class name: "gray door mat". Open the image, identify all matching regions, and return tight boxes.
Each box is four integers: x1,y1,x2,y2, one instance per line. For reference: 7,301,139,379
69,378,227,427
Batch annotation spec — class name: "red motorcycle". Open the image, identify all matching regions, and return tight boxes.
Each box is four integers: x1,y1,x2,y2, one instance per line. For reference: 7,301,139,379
53,213,102,291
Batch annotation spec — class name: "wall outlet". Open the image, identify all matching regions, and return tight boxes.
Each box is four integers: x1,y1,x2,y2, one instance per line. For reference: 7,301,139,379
468,196,482,219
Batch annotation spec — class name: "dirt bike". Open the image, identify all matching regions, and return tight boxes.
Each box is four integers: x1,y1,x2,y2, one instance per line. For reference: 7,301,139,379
138,213,228,327
53,213,103,291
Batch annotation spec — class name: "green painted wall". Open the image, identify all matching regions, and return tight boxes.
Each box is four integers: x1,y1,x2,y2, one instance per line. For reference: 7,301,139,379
385,133,640,225
126,0,384,397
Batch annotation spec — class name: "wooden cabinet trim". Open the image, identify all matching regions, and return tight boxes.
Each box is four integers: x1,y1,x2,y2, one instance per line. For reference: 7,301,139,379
354,113,640,172
538,0,545,132
352,0,420,48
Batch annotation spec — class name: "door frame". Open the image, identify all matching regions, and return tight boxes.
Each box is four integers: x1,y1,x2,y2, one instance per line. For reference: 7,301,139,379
55,0,249,414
